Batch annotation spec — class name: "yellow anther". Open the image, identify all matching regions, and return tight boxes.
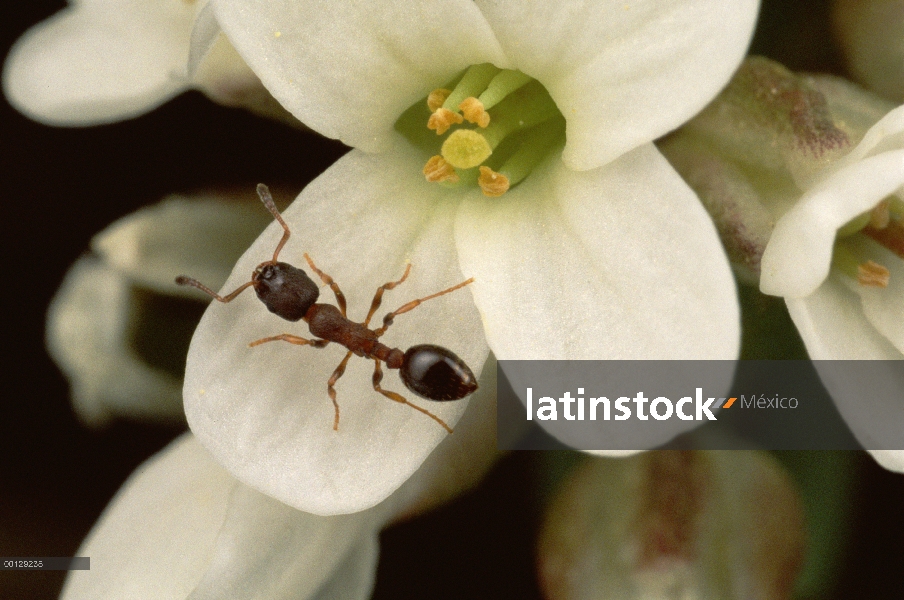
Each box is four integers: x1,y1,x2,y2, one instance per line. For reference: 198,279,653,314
870,200,891,229
427,89,452,112
459,97,490,128
427,108,463,136
857,260,890,287
441,129,492,169
478,166,509,197
423,155,459,183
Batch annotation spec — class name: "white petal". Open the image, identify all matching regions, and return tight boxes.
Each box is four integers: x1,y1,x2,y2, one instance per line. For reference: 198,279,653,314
785,277,903,360
456,143,739,360
868,450,904,473
844,235,904,354
184,140,489,515
387,357,500,517
187,2,220,79
458,144,739,450
187,485,380,600
211,0,508,152
3,0,197,125
63,434,389,600
46,257,184,425
61,435,235,599
786,281,904,461
474,0,759,170
92,195,273,296
831,103,904,169
761,149,904,297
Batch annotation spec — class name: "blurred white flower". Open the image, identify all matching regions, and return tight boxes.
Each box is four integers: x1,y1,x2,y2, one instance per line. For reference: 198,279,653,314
62,368,497,599
47,193,272,425
537,451,805,600
2,0,288,125
184,0,755,515
660,58,904,471
760,105,904,471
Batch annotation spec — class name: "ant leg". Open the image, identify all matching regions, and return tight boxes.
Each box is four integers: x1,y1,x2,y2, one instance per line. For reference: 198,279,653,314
248,334,330,348
327,351,353,431
374,277,475,337
371,360,453,434
303,253,347,317
363,263,412,327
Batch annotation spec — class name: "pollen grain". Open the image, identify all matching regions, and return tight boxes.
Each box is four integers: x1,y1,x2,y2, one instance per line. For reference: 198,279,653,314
857,260,890,287
478,166,509,197
423,155,460,183
459,97,490,128
427,108,463,135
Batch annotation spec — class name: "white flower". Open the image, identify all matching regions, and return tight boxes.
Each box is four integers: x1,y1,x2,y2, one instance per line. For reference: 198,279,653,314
184,0,753,515
61,434,388,600
2,0,284,125
48,193,272,425
760,104,904,471
537,451,805,600
660,60,904,471
62,374,497,599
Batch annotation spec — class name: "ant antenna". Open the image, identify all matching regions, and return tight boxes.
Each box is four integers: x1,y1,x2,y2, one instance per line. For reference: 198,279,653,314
174,275,254,303
256,183,291,263
174,184,291,302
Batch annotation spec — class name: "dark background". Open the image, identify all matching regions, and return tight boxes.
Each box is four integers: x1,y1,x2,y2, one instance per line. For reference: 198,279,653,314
1,0,902,598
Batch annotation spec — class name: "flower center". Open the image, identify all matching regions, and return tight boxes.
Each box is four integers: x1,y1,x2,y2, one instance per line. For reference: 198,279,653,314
395,64,565,197
833,196,904,288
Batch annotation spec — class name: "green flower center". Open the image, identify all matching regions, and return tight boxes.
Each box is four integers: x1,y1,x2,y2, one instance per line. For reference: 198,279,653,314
833,196,904,288
395,63,565,197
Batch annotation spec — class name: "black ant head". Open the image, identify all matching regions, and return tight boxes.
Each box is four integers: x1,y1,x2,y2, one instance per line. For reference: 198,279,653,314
252,261,320,322
400,344,478,401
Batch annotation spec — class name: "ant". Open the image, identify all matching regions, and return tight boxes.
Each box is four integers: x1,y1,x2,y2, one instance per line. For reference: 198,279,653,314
176,184,478,434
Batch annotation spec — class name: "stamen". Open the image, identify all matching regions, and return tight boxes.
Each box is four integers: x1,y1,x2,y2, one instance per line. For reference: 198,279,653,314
427,88,452,112
427,108,463,135
833,243,892,286
481,81,561,148
863,219,904,259
478,69,533,110
459,97,490,128
441,130,492,169
423,155,459,183
396,65,565,194
837,197,895,238
482,116,566,195
478,166,509,197
440,63,500,115
857,260,890,287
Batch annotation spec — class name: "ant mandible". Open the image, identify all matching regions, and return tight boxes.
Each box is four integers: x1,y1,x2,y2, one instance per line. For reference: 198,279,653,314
176,184,477,434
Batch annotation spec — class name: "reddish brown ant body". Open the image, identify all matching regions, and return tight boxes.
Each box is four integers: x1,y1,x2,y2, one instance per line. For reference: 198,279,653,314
176,184,477,433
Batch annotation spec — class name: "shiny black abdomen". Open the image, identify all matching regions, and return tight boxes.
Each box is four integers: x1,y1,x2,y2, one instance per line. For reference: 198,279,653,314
400,344,478,401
